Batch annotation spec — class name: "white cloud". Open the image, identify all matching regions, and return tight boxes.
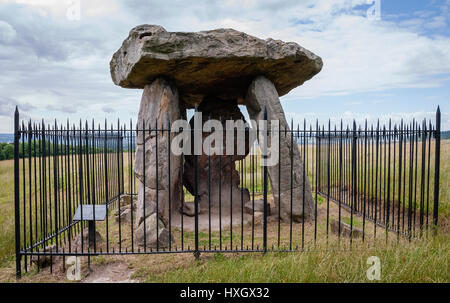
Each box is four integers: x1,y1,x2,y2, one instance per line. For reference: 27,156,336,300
426,15,447,29
0,20,16,42
121,0,450,100
242,12,450,100
0,0,449,132
0,0,119,18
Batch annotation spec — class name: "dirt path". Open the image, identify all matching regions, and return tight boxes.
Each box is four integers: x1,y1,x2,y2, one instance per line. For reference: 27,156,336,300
82,261,137,283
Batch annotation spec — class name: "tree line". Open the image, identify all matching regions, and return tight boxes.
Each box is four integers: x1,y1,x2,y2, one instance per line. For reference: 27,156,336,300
0,143,14,160
0,140,117,161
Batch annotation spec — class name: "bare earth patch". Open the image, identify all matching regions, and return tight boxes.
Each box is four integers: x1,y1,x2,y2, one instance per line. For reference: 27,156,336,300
82,261,137,283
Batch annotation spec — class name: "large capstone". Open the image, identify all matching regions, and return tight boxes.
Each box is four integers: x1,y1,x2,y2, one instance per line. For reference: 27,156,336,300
110,25,323,107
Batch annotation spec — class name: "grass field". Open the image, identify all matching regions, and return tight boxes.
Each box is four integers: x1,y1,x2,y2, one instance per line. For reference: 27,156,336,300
0,141,448,282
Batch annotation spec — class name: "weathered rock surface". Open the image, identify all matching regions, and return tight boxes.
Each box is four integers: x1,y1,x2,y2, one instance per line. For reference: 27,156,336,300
180,202,195,217
252,212,264,226
135,213,174,249
119,194,136,206
110,25,323,107
244,200,271,216
115,203,135,216
330,220,363,238
115,208,132,224
245,76,314,222
183,97,250,212
75,228,102,248
134,78,183,226
135,183,157,226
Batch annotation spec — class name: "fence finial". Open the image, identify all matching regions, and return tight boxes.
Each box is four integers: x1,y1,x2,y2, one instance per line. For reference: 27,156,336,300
13,105,21,278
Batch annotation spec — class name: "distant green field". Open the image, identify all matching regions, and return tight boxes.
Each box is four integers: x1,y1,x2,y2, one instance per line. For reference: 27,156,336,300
442,131,450,140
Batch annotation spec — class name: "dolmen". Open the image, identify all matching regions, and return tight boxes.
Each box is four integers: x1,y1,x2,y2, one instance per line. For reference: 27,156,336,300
110,25,323,248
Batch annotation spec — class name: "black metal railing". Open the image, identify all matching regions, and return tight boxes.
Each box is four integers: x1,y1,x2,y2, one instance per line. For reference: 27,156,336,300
13,107,441,278
316,116,441,240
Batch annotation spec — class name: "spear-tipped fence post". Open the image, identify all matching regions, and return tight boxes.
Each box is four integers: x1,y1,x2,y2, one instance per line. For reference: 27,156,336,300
263,107,268,253
193,105,200,260
433,106,441,233
351,120,357,244
14,106,21,279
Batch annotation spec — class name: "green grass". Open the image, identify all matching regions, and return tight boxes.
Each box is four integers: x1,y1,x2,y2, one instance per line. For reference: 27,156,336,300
342,217,363,228
182,231,241,248
135,234,449,283
0,159,15,266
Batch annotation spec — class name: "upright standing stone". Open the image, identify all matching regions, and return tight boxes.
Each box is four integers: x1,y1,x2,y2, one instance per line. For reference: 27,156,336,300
183,97,250,213
134,77,182,246
245,76,314,221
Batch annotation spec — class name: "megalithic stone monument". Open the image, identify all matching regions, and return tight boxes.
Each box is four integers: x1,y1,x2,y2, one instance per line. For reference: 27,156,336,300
245,76,315,221
110,24,322,246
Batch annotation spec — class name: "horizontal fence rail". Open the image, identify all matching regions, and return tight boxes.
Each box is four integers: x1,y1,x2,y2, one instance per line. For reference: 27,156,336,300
13,107,441,278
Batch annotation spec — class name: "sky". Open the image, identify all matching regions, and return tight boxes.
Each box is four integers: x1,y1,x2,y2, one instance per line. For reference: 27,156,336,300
0,0,449,132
